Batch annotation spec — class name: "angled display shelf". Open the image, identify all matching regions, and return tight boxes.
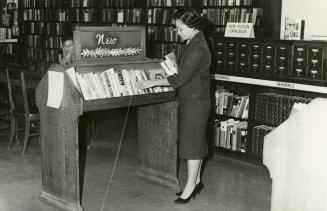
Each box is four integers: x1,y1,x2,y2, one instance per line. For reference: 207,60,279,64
35,26,179,211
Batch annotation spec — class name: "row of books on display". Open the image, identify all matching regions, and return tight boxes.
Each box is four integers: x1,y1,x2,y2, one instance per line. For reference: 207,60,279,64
249,125,274,159
254,93,311,126
202,8,263,26
101,8,143,24
215,89,249,119
147,26,182,43
203,0,253,6
213,119,248,153
66,67,173,101
26,35,64,49
147,0,193,7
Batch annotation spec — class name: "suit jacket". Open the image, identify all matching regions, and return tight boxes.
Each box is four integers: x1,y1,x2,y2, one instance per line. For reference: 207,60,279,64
167,31,211,99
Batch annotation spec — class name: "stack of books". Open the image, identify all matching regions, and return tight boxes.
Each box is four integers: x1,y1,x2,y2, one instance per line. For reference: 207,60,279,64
160,52,178,76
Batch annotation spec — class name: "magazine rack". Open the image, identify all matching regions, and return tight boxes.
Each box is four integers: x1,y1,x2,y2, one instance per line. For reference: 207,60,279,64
35,27,179,211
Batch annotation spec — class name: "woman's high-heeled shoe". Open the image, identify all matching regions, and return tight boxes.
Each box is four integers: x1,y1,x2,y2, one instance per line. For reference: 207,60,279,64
176,182,204,196
174,183,204,204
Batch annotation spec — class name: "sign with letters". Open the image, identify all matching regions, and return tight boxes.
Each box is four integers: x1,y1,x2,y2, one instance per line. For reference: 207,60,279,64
224,22,255,38
73,26,146,60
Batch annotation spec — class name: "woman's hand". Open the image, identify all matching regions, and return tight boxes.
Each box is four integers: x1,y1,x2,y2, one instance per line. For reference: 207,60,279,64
137,80,155,89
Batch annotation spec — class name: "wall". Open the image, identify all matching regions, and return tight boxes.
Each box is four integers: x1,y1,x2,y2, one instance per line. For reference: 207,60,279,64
280,0,327,40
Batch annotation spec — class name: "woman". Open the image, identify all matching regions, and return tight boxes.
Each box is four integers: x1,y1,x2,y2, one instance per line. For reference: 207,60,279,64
59,34,74,67
137,8,211,204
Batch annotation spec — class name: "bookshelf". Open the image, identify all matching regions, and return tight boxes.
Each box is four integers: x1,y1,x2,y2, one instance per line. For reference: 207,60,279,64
22,0,73,64
20,0,280,64
145,0,197,58
211,37,327,161
0,0,19,62
202,0,264,34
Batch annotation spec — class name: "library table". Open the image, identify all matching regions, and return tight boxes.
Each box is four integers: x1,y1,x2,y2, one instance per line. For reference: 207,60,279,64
35,62,180,211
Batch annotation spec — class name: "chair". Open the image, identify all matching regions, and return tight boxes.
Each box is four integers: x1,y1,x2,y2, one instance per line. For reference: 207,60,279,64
6,67,40,153
0,43,8,67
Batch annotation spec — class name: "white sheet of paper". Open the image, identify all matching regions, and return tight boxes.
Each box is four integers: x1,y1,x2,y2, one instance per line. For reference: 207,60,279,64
66,67,78,89
46,71,64,109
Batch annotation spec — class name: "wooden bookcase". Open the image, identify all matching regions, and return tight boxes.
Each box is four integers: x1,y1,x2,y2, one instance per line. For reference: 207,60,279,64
211,37,327,161
35,26,180,211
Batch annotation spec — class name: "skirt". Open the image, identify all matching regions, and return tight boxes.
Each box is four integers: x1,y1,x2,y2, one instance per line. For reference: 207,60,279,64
177,97,211,159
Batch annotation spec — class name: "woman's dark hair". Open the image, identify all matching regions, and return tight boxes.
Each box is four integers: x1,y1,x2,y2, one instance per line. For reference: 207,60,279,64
173,8,203,30
61,34,73,44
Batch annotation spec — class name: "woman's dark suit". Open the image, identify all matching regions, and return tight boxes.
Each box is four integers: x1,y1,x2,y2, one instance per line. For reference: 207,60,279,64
167,31,211,159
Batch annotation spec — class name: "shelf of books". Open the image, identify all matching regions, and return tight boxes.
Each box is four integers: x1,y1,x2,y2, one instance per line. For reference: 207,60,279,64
202,0,264,34
211,37,327,162
23,0,72,64
100,0,145,26
146,0,196,58
0,0,19,62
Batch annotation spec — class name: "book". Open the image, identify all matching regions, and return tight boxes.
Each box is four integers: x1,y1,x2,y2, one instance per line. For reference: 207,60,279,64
160,52,178,76
284,17,305,40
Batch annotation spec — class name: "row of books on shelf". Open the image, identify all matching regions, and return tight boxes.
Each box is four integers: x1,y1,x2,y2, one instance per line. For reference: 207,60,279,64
202,7,263,26
213,119,248,153
0,27,18,40
24,0,68,8
71,0,95,7
66,67,173,100
101,8,143,24
215,88,249,119
147,8,177,25
24,9,69,22
203,0,253,6
147,0,193,7
103,0,145,7
147,26,182,43
26,47,60,62
71,8,96,22
24,0,145,8
248,125,274,158
148,43,184,59
254,93,311,126
26,34,65,49
24,22,70,35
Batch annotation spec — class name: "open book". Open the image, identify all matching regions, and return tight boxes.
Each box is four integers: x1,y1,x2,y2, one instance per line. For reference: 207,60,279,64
160,52,178,76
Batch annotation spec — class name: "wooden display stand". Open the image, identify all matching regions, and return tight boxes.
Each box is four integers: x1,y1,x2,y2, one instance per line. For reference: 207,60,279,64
35,26,179,211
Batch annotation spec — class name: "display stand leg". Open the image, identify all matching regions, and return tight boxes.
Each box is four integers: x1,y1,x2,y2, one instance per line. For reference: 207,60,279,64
137,101,180,190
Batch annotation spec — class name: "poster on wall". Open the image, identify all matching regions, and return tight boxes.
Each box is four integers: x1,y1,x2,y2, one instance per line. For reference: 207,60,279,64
284,17,305,40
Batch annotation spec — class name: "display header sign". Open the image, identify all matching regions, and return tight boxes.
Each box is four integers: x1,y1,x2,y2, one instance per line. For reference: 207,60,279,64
224,22,255,38
73,26,146,60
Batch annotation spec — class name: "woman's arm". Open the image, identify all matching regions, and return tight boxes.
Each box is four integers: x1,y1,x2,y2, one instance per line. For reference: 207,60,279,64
137,78,170,89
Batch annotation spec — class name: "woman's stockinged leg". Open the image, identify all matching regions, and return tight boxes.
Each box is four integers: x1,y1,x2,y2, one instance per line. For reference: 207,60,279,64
180,159,202,199
196,159,202,184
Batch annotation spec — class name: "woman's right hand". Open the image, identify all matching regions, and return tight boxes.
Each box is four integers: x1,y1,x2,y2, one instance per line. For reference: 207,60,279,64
137,80,155,89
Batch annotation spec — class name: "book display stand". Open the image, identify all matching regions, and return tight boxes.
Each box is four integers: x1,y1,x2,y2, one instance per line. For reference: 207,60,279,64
35,26,179,211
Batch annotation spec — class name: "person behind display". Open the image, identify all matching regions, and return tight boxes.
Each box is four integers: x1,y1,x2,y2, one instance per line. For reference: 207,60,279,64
137,8,211,204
